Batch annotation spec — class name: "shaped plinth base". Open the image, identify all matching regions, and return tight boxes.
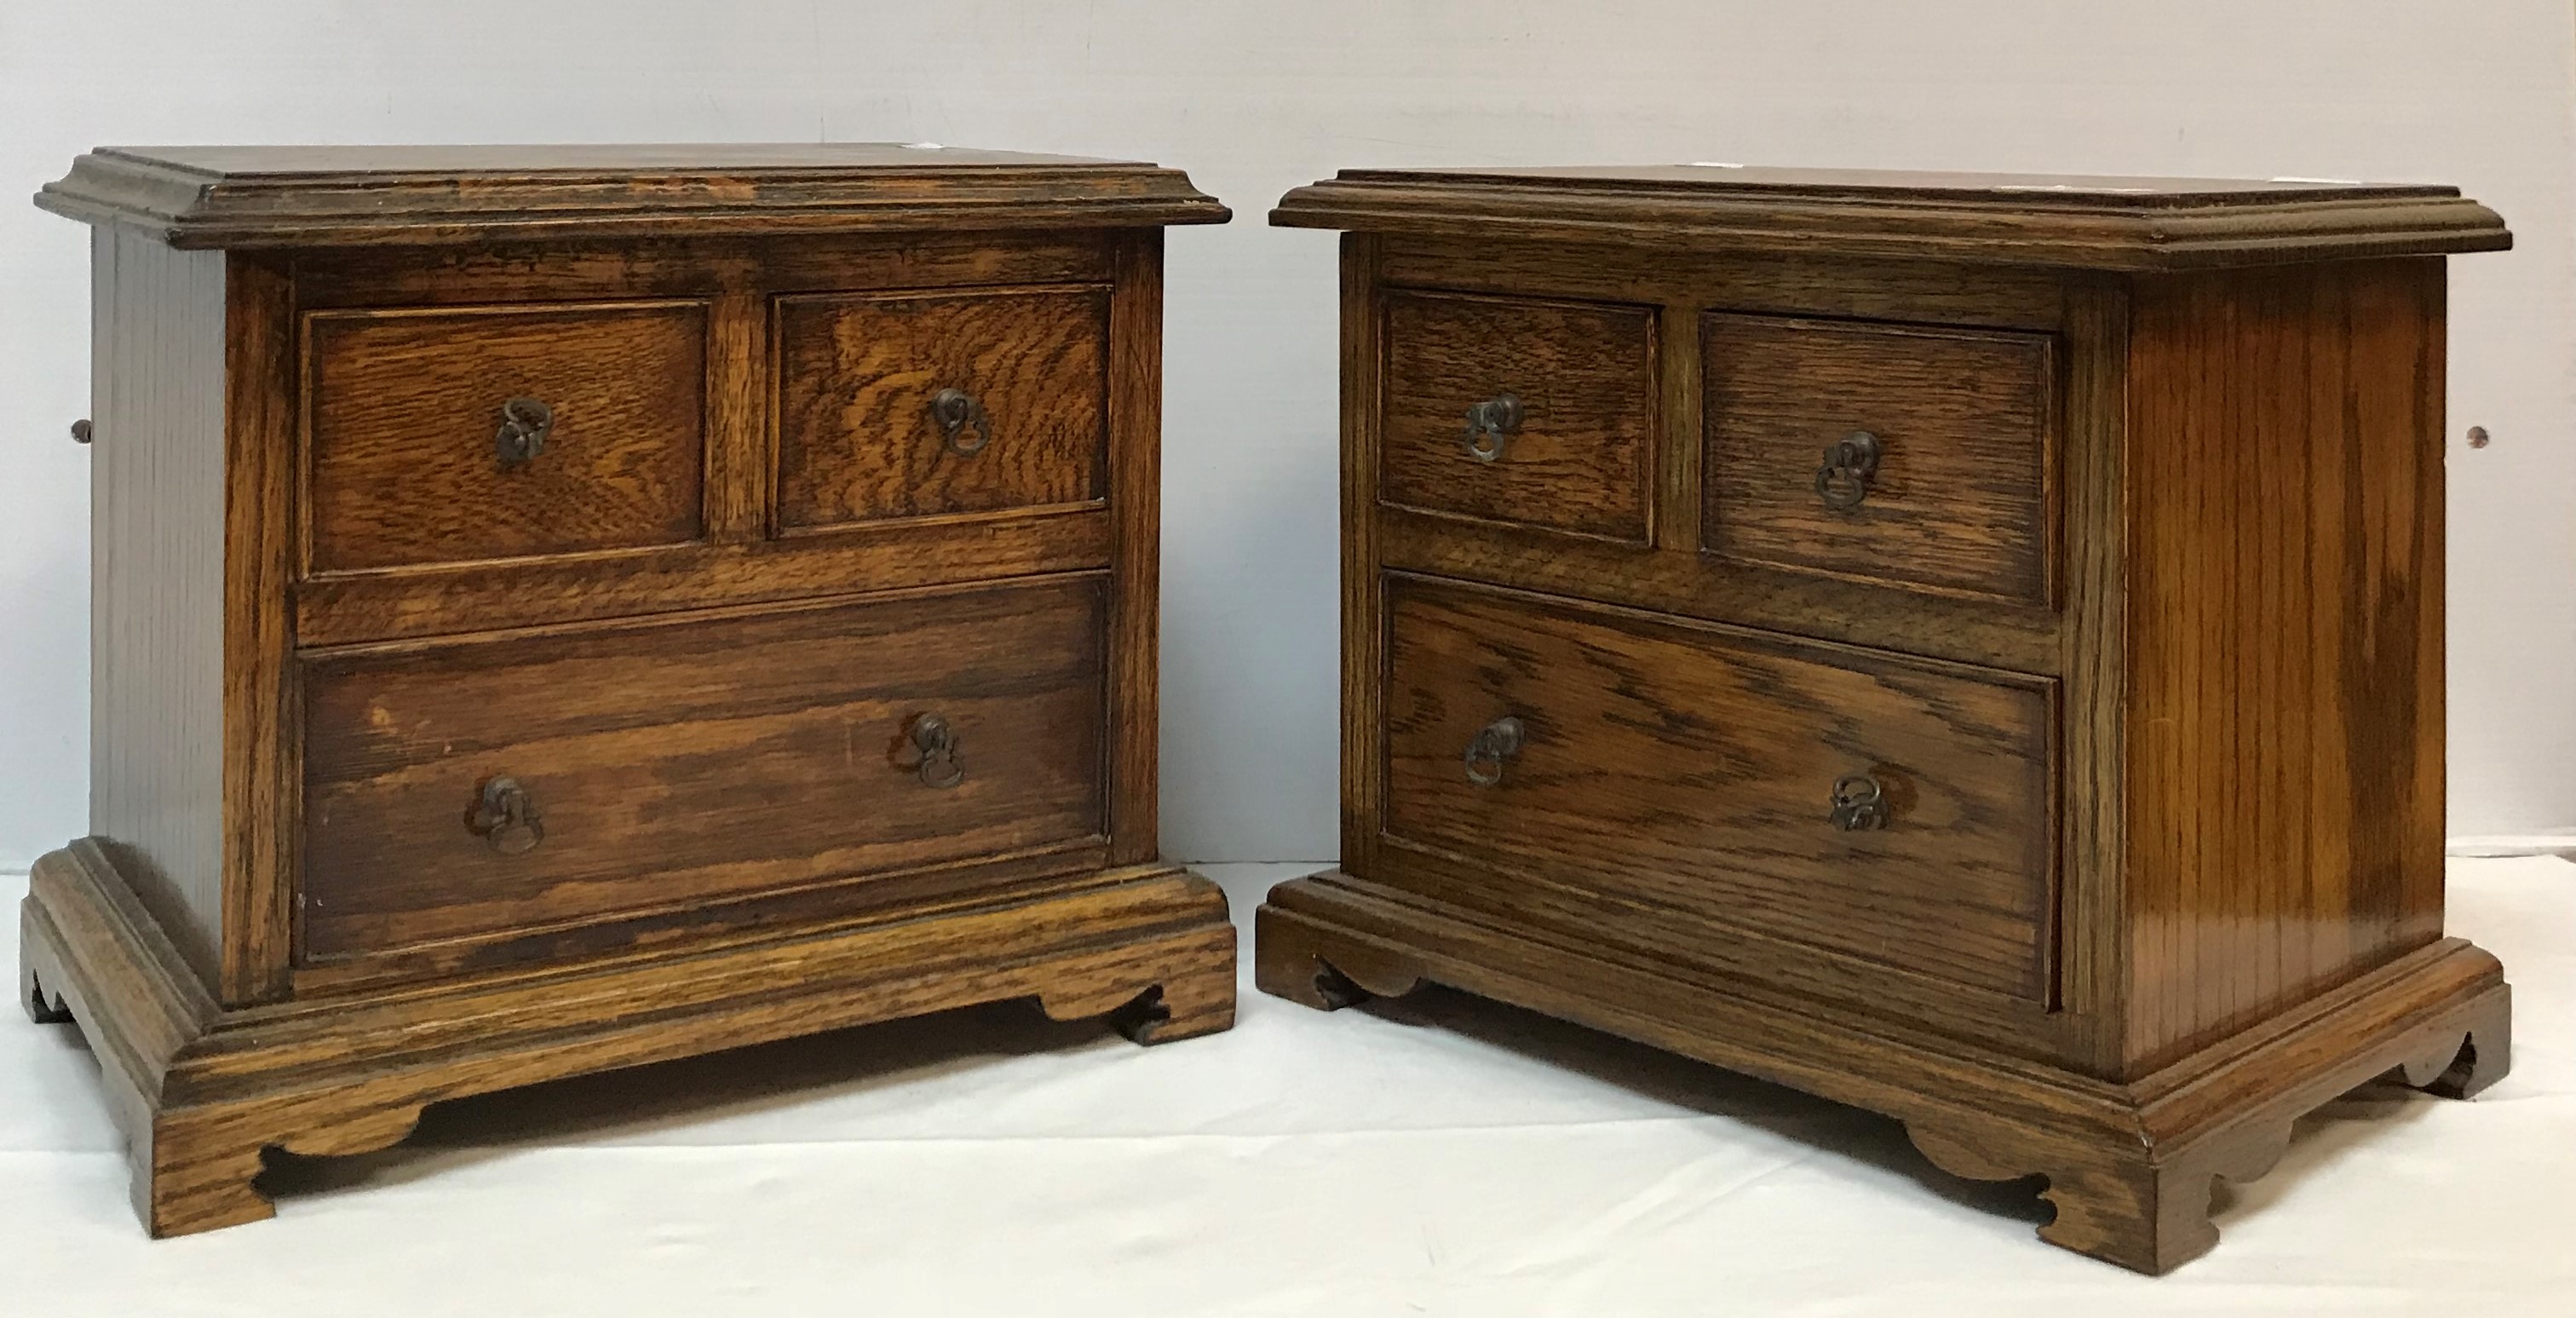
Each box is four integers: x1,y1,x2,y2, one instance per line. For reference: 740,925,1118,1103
23,839,1236,1236
1257,870,2510,1275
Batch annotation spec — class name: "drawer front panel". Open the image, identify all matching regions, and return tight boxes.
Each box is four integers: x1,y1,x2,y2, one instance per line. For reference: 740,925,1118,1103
1380,290,1654,542
1703,314,2056,602
299,578,1107,966
774,287,1109,531
305,302,709,574
1380,578,2056,1003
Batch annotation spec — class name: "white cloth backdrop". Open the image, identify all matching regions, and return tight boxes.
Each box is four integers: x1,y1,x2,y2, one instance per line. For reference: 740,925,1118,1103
3,859,2568,1315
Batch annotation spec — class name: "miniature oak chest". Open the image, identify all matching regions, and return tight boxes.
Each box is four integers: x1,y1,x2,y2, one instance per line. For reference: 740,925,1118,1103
1257,165,2514,1273
22,144,1233,1235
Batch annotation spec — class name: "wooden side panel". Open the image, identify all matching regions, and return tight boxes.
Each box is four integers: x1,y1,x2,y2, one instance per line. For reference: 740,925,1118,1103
773,286,1109,530
1341,234,1389,876
2122,259,2448,1072
1104,232,1163,865
88,228,231,992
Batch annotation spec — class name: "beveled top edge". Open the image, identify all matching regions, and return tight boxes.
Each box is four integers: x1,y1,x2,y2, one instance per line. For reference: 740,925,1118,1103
1320,164,2464,208
1270,164,2510,270
37,143,1231,248
90,142,1150,178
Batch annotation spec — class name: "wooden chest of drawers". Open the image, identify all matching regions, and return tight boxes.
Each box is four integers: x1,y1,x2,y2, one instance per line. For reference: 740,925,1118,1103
20,144,1233,1235
1256,166,2516,1273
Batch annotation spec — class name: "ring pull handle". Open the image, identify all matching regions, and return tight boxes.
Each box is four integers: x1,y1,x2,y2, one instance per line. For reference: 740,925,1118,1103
911,713,966,789
928,388,992,457
1463,716,1527,786
1814,429,1883,510
466,776,545,855
1462,393,1525,463
495,397,554,467
1829,773,1890,832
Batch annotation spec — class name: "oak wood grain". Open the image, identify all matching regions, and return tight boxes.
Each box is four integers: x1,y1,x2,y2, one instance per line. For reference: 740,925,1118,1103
703,290,768,544
1379,289,1655,542
299,577,1108,970
1339,233,1389,878
2120,258,2450,1072
87,227,229,993
1274,166,2510,270
774,285,1108,530
1702,314,2059,603
1380,237,2073,331
289,233,1119,309
1379,576,2057,1002
37,145,1229,1235
1268,166,2509,1272
292,507,1112,646
40,144,1231,249
221,255,300,1004
1256,873,2504,1275
288,839,1111,995
2053,277,2133,1069
1105,233,1164,864
1378,505,2061,674
26,838,1233,1237
302,301,708,573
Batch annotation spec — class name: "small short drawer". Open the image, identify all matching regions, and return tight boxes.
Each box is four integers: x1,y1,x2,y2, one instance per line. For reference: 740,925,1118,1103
297,578,1107,970
774,287,1109,531
1379,578,2056,1004
1702,314,2056,603
304,301,709,574
1380,290,1654,542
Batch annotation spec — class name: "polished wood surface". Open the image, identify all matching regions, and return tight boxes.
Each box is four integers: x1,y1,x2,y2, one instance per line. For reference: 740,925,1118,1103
1380,577,2055,1002
26,839,1233,1238
775,287,1108,529
1702,313,2058,603
2122,259,2450,1070
304,301,709,572
1256,873,2506,1276
30,145,1233,1235
1264,166,2510,1274
1273,165,2509,270
291,510,1113,645
86,228,230,991
1378,289,1655,541
301,578,1107,969
37,144,1232,248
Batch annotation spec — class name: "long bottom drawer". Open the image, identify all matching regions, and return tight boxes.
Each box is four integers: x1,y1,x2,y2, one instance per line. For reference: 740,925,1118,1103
297,576,1108,976
1376,576,2058,1005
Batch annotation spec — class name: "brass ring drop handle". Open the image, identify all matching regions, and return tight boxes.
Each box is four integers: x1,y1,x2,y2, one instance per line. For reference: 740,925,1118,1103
1829,773,1890,832
467,776,545,855
929,388,992,457
911,713,966,789
1463,716,1526,786
495,397,554,467
1463,394,1524,463
1814,429,1883,510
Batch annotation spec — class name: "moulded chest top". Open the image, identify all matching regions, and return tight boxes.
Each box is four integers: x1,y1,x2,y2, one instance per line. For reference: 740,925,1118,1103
1271,164,2510,271
37,143,1231,249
